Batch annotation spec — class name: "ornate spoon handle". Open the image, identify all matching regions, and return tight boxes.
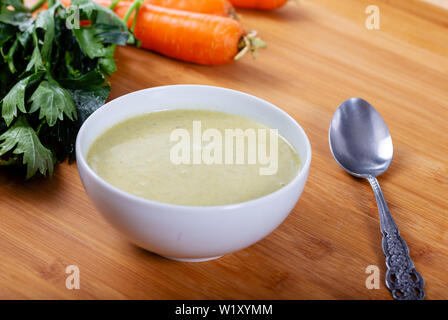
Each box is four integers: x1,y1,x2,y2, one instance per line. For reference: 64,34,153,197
367,176,425,300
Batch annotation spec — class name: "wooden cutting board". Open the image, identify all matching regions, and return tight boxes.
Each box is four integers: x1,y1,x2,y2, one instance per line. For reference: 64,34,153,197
1,0,447,299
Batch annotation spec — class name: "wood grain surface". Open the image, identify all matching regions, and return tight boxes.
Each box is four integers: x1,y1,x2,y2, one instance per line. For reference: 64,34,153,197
1,0,447,299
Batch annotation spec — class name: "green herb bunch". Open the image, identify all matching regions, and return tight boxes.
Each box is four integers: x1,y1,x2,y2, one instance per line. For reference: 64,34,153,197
0,0,129,178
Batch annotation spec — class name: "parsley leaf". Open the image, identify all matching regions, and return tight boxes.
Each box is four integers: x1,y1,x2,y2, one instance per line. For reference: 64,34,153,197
35,5,56,62
0,6,33,32
29,77,77,127
73,26,108,59
1,73,43,126
69,85,110,123
72,0,128,58
25,33,45,73
0,116,54,178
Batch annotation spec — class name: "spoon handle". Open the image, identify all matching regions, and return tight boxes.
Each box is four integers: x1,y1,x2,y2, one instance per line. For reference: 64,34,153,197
367,176,425,300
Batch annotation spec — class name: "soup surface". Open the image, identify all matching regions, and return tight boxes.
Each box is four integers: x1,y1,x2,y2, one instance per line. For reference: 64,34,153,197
87,110,301,206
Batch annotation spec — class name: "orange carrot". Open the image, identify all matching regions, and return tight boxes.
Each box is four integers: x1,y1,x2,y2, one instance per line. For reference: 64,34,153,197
145,0,234,17
114,2,264,65
57,0,235,17
229,0,287,10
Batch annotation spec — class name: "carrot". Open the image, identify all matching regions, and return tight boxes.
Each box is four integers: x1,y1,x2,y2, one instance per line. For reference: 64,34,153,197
114,2,265,65
56,0,235,17
228,0,287,10
145,0,235,17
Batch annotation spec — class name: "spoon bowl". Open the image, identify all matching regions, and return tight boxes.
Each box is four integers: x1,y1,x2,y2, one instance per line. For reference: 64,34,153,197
329,98,393,178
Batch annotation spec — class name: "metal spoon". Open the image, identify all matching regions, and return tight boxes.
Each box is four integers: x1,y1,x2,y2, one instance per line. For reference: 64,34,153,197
329,98,425,300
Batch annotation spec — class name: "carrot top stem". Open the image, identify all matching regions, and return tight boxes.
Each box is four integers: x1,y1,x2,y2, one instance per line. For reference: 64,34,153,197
110,0,122,9
234,31,266,60
123,0,144,45
130,1,143,32
123,0,140,23
30,0,47,12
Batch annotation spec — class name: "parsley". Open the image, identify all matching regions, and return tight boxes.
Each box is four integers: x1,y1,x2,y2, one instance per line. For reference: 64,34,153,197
0,0,131,178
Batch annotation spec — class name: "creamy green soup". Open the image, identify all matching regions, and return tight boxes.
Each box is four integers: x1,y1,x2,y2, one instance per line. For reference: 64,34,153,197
87,110,301,206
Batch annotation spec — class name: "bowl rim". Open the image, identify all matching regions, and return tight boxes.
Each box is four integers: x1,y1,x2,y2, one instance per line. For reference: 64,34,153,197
76,84,312,210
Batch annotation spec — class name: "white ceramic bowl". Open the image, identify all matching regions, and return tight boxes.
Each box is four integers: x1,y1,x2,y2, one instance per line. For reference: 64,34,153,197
76,85,311,262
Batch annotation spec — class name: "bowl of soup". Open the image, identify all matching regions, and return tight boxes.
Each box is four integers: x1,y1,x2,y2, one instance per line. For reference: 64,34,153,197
76,85,311,262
